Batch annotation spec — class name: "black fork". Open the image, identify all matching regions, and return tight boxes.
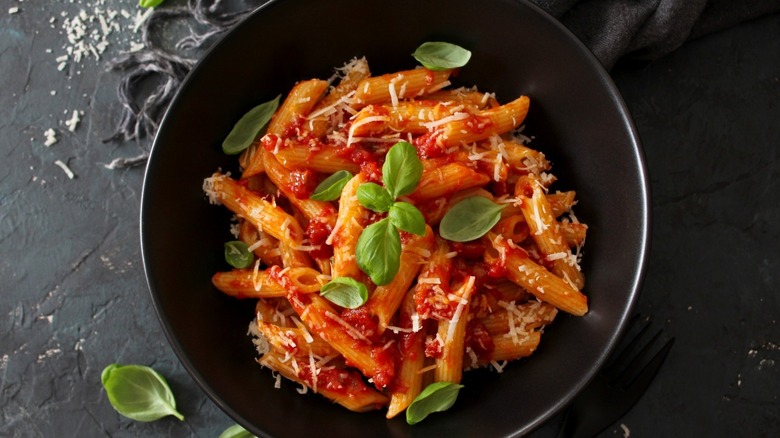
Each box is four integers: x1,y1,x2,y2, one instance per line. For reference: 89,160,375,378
556,315,675,438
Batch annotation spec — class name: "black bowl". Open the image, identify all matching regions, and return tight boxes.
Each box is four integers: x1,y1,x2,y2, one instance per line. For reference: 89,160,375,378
141,0,649,436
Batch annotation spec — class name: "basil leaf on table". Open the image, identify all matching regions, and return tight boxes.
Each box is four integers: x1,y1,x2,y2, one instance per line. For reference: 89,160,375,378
222,95,280,155
439,196,506,242
320,277,369,309
356,218,401,286
357,183,394,212
310,170,353,201
219,424,257,438
101,364,184,422
224,241,255,269
406,382,464,425
412,42,472,71
139,0,166,8
382,141,423,199
389,202,426,236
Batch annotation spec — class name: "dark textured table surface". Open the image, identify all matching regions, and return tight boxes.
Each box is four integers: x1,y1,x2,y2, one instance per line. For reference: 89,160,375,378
2,1,778,437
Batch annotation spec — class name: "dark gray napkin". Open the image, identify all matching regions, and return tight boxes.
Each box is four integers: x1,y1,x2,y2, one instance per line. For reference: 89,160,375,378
540,0,780,68
105,0,780,164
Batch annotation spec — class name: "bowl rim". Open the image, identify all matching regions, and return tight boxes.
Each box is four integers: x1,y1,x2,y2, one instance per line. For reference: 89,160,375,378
140,0,650,435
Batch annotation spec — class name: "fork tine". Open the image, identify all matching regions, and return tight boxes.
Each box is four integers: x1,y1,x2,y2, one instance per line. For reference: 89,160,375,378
612,329,663,389
623,337,675,392
602,315,651,381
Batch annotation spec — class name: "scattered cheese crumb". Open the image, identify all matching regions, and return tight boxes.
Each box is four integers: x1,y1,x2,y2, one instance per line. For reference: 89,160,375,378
44,129,58,147
54,160,75,179
64,110,81,132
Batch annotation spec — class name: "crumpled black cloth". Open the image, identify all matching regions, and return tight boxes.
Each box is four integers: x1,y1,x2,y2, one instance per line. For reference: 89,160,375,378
104,0,780,165
538,0,780,68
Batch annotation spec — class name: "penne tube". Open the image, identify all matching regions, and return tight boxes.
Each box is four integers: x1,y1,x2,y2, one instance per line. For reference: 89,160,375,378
479,301,557,336
203,173,304,249
268,79,329,136
434,276,476,384
425,88,497,109
485,234,587,316
438,95,530,147
516,175,584,290
480,331,541,364
386,288,426,419
273,144,361,174
353,68,453,108
212,266,328,298
349,101,472,138
261,149,339,226
366,226,434,331
329,172,368,280
411,162,490,202
242,79,329,178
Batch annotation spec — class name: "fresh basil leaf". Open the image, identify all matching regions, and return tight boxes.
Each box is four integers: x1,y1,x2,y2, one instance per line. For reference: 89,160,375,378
139,0,165,8
382,141,423,199
219,424,257,438
222,95,280,155
412,42,472,71
101,363,184,422
356,218,401,286
320,277,369,309
389,202,426,236
224,241,255,269
310,170,353,201
439,196,506,242
406,382,464,425
357,183,394,212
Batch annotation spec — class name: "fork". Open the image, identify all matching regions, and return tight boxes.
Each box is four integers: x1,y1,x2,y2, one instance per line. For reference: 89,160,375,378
556,315,675,438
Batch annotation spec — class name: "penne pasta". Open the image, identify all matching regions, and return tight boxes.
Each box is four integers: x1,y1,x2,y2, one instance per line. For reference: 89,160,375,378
204,52,590,419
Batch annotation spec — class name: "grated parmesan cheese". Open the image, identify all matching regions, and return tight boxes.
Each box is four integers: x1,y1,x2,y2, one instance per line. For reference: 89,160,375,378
44,129,58,147
54,160,75,179
325,311,370,342
421,112,469,130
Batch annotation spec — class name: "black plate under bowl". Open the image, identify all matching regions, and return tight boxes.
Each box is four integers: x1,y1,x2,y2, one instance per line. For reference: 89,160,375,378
141,0,649,436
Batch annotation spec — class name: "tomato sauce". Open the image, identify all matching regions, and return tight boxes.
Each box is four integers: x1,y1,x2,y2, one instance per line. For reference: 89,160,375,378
424,335,443,358
305,218,333,260
465,320,495,361
287,168,317,198
414,132,447,159
340,307,380,344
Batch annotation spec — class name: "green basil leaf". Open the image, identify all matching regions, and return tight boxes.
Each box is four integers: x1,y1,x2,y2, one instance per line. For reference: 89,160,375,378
219,424,257,438
222,95,280,155
101,364,184,422
139,0,165,8
310,170,353,201
389,202,426,236
356,218,401,286
382,141,423,199
406,382,464,425
412,42,472,71
320,277,369,309
224,241,255,269
439,196,506,242
357,183,394,212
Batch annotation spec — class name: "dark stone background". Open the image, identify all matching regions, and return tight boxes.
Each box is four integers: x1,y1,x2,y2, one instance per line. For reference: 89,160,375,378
1,0,777,436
